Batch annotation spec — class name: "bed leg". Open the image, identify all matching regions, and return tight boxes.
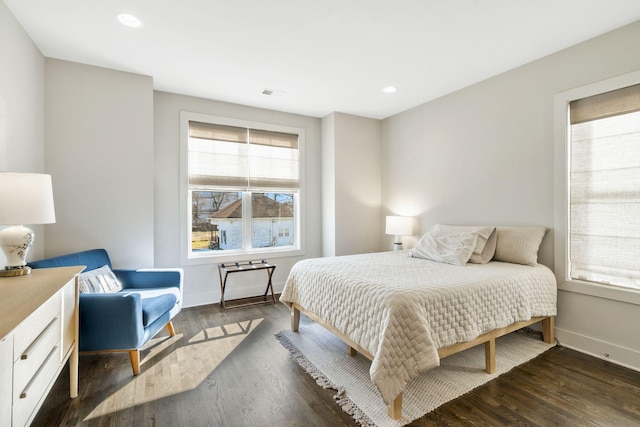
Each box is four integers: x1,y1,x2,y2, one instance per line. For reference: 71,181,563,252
485,338,496,374
291,305,300,332
347,346,357,357
388,392,402,419
542,316,555,344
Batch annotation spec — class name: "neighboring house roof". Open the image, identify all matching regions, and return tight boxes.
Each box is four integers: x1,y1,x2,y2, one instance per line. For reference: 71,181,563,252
209,194,293,219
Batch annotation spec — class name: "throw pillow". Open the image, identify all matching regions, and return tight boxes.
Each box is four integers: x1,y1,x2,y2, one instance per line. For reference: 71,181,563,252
78,264,123,294
433,224,497,264
410,230,478,266
493,226,547,266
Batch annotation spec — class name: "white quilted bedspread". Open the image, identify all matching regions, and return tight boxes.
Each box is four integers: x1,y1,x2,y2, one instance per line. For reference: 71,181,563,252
279,250,557,406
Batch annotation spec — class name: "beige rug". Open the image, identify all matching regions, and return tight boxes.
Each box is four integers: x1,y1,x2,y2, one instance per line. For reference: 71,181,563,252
276,323,555,427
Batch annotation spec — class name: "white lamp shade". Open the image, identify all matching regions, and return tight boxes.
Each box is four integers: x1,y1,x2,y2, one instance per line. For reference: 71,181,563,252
0,172,56,225
385,216,413,236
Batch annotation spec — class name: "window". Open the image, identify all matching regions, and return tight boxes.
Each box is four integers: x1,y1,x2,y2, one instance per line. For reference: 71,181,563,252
182,113,303,260
567,83,640,291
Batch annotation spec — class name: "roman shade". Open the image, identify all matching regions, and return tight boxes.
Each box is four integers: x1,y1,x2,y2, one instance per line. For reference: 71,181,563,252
188,121,299,189
568,83,640,289
570,84,640,125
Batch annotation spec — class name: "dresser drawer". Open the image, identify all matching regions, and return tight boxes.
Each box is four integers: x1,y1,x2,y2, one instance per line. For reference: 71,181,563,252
12,344,60,427
13,315,61,403
13,291,62,362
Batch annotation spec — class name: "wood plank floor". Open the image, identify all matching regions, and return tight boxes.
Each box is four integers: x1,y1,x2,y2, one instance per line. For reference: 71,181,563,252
34,301,640,426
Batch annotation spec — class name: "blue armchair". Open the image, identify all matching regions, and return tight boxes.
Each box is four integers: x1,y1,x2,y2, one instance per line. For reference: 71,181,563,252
29,249,183,375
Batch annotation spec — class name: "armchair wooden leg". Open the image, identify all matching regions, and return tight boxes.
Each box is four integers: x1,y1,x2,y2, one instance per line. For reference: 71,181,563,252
129,350,140,375
166,321,176,337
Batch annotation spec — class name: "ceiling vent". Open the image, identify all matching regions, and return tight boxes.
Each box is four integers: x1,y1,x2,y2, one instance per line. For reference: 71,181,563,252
262,88,286,97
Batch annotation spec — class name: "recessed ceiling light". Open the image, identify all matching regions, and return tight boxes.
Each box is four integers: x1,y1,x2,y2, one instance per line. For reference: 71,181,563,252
382,86,397,94
117,13,142,28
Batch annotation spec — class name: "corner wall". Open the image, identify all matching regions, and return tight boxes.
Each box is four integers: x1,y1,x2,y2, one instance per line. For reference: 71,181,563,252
321,113,336,257
322,112,382,256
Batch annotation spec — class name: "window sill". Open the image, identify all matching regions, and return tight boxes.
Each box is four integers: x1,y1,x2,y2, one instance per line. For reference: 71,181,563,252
558,279,640,306
183,247,305,266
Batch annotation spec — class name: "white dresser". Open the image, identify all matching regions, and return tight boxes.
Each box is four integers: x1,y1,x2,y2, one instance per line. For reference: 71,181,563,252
0,266,83,427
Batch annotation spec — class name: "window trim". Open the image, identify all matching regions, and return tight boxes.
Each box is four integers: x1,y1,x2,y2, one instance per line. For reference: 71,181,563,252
554,70,640,305
180,111,306,265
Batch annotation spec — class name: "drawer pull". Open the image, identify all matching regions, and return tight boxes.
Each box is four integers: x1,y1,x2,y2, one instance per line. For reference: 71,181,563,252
20,315,60,360
19,345,59,399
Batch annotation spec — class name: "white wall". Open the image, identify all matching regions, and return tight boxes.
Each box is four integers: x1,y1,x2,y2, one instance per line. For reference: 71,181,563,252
381,21,640,371
44,60,155,268
0,2,46,263
335,113,382,255
321,113,336,257
322,112,382,256
153,91,322,307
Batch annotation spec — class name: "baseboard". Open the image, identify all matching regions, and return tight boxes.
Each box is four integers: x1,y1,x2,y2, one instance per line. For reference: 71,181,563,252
555,327,640,372
183,281,284,308
183,290,219,308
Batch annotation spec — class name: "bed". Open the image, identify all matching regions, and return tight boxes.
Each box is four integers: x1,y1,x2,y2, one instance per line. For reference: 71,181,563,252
280,238,557,420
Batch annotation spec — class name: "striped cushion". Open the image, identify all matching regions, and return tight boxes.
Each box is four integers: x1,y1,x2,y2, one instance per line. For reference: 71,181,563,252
78,265,123,293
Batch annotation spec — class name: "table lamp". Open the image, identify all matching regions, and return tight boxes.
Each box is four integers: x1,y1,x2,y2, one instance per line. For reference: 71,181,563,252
385,215,413,251
0,172,56,277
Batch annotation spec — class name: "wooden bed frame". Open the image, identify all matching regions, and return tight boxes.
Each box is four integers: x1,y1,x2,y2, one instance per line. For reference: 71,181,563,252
289,302,555,420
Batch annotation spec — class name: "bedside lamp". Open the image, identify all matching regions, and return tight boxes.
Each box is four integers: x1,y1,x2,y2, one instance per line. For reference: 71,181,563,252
385,215,413,251
0,172,56,277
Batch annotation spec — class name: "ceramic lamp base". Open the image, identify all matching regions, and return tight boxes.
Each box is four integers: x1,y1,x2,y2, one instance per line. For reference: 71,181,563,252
0,225,35,276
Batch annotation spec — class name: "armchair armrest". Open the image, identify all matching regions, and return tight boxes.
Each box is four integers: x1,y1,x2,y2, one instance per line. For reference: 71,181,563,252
113,268,183,292
79,293,145,351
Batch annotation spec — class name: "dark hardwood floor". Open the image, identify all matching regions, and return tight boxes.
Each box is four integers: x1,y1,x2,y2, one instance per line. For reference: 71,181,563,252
34,301,640,426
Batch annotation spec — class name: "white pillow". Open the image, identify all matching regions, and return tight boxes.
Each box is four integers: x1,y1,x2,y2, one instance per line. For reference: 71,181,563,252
78,264,123,294
493,226,547,266
433,224,497,264
410,230,478,266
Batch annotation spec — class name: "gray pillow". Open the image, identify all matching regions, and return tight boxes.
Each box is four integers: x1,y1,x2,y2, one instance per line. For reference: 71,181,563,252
493,226,547,266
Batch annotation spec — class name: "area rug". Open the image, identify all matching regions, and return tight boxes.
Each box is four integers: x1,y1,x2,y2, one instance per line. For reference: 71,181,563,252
276,323,555,427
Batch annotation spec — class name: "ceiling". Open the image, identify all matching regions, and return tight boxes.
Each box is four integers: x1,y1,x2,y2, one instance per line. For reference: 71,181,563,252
6,1,640,119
